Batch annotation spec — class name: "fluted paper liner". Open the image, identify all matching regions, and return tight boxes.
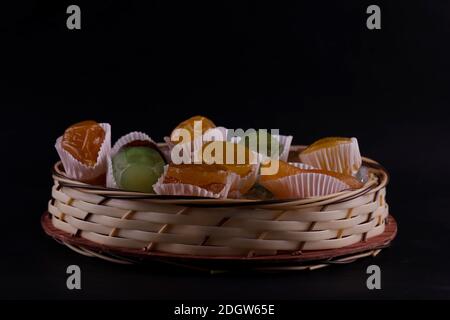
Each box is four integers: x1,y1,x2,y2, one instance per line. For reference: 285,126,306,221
260,170,352,200
55,123,111,182
227,161,261,199
107,131,159,189
277,134,293,162
106,157,118,189
299,137,362,176
206,145,261,199
153,165,238,199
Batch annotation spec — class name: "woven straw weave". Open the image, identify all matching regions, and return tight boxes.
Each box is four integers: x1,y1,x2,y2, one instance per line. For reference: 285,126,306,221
48,155,389,258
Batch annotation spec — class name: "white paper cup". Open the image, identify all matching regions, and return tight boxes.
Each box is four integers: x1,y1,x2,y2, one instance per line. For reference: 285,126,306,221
299,137,362,176
55,123,111,182
153,165,237,199
227,162,261,199
260,171,353,200
277,134,293,162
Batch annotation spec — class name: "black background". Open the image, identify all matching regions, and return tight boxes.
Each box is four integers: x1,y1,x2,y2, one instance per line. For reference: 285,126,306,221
1,1,450,300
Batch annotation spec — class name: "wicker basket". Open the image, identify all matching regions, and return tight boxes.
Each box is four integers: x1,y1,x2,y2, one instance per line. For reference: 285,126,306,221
45,145,392,263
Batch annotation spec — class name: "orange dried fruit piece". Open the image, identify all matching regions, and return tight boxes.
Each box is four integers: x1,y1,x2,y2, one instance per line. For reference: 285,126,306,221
259,160,363,199
61,120,105,167
302,137,352,154
164,164,229,193
224,163,255,195
201,141,255,176
170,115,216,143
299,137,362,176
259,160,302,182
201,141,258,194
260,160,362,189
223,164,253,177
307,168,363,189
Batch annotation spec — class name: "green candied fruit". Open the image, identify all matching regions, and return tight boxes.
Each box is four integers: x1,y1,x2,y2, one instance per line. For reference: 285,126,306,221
112,146,165,193
239,130,283,159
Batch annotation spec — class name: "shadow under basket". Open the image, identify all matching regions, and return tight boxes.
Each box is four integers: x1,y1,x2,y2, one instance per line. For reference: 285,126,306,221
42,145,397,271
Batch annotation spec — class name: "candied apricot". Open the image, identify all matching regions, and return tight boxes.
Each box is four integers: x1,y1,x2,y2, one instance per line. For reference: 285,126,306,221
170,115,216,143
61,120,105,167
201,141,255,177
164,164,229,187
260,160,362,189
259,160,302,182
301,137,352,154
300,137,362,176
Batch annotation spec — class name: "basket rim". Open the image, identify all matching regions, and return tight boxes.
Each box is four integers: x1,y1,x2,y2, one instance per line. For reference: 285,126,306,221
52,144,389,207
